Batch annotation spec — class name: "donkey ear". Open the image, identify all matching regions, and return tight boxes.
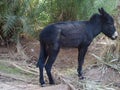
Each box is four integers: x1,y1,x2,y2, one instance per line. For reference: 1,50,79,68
98,8,107,15
98,8,102,14
101,8,107,14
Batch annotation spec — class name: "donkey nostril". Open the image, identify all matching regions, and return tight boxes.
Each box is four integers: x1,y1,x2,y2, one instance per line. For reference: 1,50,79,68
112,35,118,40
115,36,117,39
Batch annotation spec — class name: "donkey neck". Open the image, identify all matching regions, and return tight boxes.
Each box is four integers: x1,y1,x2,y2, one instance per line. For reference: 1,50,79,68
88,14,102,38
91,22,102,38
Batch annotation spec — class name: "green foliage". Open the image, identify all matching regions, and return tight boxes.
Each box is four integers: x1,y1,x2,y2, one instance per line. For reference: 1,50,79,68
3,15,17,36
46,0,78,22
0,0,43,43
42,0,118,22
0,0,119,44
76,0,118,20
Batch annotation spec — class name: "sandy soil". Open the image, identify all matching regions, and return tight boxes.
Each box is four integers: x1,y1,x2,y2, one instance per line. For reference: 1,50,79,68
0,39,120,90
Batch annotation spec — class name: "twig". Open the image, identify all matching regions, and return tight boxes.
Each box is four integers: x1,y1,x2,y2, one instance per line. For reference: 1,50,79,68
91,53,120,72
0,60,38,75
0,72,27,83
60,77,76,90
12,63,38,75
53,68,76,90
26,66,39,73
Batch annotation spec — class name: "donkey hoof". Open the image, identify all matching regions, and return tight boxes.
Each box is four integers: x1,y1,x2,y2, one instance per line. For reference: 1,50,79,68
79,76,84,80
41,84,46,87
49,81,55,85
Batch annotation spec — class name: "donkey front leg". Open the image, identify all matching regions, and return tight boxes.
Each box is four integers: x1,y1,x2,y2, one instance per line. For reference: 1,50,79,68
77,46,88,79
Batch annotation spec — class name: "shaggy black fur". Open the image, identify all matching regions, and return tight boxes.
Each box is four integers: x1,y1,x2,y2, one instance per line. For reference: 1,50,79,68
37,8,117,86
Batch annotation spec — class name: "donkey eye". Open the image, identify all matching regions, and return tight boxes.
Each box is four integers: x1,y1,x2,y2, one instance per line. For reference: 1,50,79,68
107,22,113,26
106,22,114,27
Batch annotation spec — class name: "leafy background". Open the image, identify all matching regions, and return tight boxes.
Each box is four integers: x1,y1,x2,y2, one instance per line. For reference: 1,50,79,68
0,0,119,43
0,0,119,62
0,0,120,89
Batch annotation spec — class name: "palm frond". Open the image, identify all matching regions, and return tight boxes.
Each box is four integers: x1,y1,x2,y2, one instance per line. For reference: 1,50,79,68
20,16,35,37
2,15,17,37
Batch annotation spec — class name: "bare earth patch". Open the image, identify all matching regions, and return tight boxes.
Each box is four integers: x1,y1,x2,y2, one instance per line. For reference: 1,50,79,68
0,39,120,90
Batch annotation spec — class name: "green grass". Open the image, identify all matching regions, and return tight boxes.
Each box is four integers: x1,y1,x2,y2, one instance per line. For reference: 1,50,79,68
0,61,34,78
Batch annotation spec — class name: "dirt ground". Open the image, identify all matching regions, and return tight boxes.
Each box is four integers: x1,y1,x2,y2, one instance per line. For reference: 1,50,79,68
0,38,120,90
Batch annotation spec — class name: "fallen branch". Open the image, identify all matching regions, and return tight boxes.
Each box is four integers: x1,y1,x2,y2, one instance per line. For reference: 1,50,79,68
26,66,39,73
52,68,76,90
0,72,28,83
91,53,120,72
12,63,38,75
60,77,76,90
0,60,38,75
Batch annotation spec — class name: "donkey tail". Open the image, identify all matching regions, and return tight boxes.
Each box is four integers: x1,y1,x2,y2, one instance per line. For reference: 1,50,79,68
36,41,47,67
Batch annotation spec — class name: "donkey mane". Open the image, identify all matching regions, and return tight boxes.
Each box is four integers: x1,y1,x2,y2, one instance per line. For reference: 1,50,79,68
89,14,101,23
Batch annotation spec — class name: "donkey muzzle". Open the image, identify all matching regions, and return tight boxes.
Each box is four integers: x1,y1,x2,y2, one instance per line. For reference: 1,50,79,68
112,31,118,40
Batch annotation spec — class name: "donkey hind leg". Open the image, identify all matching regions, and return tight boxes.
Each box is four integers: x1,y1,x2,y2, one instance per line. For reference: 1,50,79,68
37,42,48,86
45,43,60,85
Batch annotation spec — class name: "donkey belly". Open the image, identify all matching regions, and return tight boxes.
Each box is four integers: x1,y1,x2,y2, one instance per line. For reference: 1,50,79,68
60,35,82,48
60,40,81,48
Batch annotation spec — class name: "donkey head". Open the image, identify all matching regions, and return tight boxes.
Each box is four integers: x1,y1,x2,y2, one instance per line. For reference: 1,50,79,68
99,8,118,40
